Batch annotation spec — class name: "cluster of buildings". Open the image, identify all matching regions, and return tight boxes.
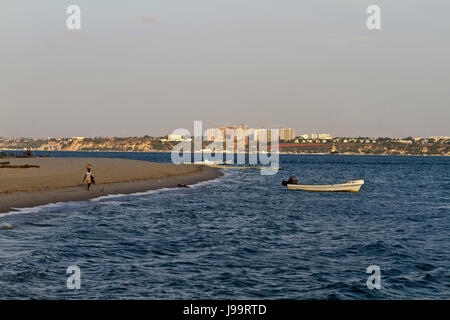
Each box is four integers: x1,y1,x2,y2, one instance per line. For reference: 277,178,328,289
203,126,333,142
429,136,450,140
165,126,333,143
204,126,298,142
296,133,333,140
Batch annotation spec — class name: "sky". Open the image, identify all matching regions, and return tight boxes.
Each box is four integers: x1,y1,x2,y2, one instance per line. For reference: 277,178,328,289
1,0,449,138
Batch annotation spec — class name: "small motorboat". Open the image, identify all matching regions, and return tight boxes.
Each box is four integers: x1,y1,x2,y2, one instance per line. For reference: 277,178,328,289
285,179,364,192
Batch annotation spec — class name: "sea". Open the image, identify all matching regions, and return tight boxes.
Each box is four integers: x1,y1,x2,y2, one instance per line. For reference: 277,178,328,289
0,152,449,299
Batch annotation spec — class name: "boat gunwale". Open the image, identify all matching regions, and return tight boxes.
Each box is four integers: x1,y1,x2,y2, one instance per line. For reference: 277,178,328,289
287,180,364,188
286,180,364,192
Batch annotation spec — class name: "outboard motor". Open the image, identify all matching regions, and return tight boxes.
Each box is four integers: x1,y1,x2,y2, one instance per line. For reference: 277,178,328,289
282,175,299,186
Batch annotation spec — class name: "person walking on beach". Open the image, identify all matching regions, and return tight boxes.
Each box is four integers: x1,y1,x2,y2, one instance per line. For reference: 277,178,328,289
82,164,95,191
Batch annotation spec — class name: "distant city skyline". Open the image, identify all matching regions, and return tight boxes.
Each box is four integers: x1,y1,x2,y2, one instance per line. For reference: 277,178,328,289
1,129,447,140
1,1,449,138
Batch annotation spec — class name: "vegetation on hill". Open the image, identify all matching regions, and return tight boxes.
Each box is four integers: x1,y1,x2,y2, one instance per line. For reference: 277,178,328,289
0,136,448,156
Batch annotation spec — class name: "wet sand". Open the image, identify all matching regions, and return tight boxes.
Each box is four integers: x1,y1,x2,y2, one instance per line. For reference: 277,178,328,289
0,158,222,214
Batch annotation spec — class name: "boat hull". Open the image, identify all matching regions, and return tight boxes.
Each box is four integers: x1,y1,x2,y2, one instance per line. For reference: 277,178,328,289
287,180,364,192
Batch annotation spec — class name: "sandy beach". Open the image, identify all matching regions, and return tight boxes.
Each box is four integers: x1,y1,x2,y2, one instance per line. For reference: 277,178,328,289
0,158,222,214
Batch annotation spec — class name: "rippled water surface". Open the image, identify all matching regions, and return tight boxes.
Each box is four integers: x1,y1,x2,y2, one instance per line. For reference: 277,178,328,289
1,152,449,299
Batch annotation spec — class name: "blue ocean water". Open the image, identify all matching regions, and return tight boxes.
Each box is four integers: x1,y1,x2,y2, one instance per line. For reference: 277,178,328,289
0,152,449,299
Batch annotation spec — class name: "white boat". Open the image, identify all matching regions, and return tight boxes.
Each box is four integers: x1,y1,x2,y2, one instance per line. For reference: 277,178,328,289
287,180,364,192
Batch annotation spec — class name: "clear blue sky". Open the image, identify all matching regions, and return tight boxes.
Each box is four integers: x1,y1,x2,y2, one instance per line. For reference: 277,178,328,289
1,0,449,138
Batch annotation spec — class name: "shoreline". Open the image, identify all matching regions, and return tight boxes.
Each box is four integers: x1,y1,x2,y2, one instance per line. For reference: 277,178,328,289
0,158,222,214
2,149,448,156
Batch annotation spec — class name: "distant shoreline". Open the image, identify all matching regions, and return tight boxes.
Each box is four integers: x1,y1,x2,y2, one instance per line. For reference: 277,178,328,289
279,152,449,157
2,149,449,157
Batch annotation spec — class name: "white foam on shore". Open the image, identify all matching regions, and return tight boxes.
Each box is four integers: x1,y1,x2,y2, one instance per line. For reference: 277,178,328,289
0,202,68,218
91,169,231,202
89,187,174,202
187,170,234,189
